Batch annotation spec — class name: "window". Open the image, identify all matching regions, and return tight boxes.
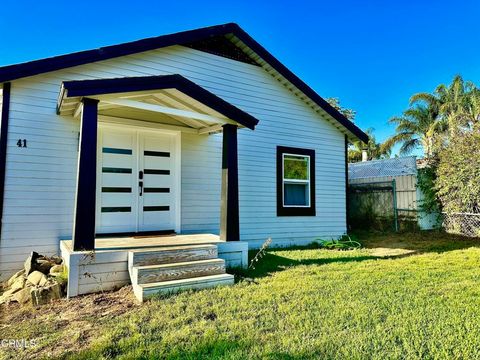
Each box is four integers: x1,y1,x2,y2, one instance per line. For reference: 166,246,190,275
277,146,315,216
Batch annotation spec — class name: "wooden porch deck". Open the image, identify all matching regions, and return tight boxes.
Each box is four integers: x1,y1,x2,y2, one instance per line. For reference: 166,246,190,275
62,233,224,252
60,233,246,298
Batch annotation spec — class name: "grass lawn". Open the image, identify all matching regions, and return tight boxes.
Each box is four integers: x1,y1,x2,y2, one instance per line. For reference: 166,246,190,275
3,231,480,359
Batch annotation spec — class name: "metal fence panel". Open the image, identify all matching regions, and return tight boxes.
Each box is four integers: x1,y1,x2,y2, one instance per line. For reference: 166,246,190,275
443,213,480,237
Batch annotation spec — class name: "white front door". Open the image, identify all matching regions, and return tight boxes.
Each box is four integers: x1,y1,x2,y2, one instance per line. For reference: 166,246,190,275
96,126,179,234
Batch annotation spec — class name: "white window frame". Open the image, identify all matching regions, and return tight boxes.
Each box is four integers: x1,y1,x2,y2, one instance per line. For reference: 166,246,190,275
282,153,311,208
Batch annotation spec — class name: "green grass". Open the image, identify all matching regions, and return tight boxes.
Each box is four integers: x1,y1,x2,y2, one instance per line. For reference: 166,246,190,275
4,231,480,359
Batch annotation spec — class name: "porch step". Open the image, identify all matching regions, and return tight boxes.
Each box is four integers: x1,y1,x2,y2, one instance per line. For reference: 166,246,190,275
134,274,234,302
132,258,226,284
128,244,217,267
128,244,234,302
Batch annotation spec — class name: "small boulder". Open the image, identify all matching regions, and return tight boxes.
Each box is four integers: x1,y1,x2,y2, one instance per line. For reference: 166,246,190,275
50,255,63,265
24,251,39,276
31,283,61,306
6,270,24,287
36,259,54,274
13,287,31,304
27,271,47,286
0,287,21,304
10,276,25,292
0,294,9,305
49,264,64,276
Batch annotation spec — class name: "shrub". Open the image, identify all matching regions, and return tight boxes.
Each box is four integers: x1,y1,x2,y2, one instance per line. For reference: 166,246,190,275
436,131,480,213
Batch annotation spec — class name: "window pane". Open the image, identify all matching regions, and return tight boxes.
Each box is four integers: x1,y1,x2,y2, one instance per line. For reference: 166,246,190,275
284,183,308,206
284,155,309,180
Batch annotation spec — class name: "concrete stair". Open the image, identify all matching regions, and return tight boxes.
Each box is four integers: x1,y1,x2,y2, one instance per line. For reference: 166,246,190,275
128,244,234,302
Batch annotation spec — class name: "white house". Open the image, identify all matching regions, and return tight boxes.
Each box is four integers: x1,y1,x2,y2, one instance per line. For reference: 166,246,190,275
0,23,368,300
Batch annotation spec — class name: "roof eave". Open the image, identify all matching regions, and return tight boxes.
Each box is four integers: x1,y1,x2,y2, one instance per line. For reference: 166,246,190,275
0,22,367,142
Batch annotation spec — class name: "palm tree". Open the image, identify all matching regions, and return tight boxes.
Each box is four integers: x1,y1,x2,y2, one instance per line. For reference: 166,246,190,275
348,128,391,162
410,75,479,135
382,103,446,158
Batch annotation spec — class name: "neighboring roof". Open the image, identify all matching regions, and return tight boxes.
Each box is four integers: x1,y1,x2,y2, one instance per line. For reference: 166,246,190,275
0,23,368,143
349,156,417,179
57,74,259,130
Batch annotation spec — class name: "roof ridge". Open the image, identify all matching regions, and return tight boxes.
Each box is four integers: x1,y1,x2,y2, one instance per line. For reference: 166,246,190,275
0,23,368,143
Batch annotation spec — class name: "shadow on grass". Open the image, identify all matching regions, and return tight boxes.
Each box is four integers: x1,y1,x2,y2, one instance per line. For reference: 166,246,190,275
230,251,387,280
356,230,480,254
231,230,480,280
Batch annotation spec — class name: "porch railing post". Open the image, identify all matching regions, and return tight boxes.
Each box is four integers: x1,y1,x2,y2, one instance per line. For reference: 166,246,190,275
73,98,99,251
220,124,240,241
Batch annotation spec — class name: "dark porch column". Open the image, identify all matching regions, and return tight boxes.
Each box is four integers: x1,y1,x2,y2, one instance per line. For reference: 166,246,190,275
220,124,239,241
73,98,99,251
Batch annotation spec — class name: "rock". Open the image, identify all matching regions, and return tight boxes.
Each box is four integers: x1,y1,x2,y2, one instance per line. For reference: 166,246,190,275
31,283,61,306
27,271,47,286
0,294,10,305
50,255,63,265
36,259,54,274
1,287,21,304
6,270,24,287
24,251,39,276
10,276,25,292
49,264,64,276
13,287,31,304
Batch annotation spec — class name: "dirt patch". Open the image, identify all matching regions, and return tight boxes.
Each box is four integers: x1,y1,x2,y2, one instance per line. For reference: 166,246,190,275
0,285,139,359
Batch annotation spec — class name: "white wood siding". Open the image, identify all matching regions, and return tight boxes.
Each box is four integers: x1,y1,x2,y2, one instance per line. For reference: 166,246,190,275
0,45,347,278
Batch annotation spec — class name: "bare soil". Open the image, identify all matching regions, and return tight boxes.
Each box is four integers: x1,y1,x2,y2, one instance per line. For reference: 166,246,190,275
0,286,138,359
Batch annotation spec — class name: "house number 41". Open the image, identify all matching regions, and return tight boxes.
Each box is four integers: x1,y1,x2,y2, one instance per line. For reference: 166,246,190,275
17,139,27,148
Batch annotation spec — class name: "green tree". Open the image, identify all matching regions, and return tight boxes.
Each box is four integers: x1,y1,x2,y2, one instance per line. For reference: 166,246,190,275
326,97,356,122
382,103,446,158
348,128,391,163
411,75,480,136
436,131,480,213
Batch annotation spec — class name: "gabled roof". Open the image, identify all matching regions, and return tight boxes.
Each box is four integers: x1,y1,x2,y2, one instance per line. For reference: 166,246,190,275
57,74,259,130
0,23,368,143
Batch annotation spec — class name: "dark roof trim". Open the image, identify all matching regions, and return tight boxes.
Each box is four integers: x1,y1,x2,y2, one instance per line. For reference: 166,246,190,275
0,23,367,142
60,74,259,130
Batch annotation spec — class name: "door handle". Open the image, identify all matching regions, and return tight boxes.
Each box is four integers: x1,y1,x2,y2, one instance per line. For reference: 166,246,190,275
138,170,144,196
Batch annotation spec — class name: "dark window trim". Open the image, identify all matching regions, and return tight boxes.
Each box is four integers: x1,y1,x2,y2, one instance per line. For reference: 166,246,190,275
276,146,316,216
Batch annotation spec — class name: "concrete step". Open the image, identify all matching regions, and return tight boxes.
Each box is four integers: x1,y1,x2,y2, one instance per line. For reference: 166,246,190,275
133,258,226,284
128,244,218,268
134,273,234,302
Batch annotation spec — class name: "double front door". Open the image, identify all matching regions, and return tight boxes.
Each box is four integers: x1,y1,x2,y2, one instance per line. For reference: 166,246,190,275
96,126,178,234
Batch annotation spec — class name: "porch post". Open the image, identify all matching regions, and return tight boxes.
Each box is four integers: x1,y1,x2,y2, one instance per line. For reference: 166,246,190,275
220,124,240,241
72,98,99,251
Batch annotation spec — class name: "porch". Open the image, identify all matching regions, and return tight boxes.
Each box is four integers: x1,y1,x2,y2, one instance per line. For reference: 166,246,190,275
56,74,259,249
57,74,258,298
61,233,248,298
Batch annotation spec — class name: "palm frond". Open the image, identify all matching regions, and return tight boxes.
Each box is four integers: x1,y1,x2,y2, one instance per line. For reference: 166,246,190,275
399,138,420,155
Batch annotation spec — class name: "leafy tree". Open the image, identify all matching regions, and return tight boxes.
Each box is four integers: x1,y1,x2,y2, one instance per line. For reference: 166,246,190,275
326,97,356,122
436,131,480,213
348,128,391,162
385,75,480,216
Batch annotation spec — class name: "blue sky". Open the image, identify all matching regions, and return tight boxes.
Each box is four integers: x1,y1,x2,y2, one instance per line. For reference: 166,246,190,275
1,0,480,155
